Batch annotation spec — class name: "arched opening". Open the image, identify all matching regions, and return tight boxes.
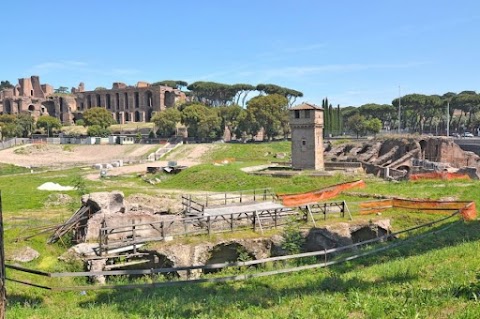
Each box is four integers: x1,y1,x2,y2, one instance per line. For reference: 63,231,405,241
28,104,35,112
134,92,139,108
124,92,129,109
115,93,120,110
106,94,111,109
87,95,92,108
125,112,130,122
41,101,55,116
96,94,101,107
419,140,427,160
203,243,255,274
397,165,410,175
106,252,178,282
351,226,388,243
145,91,153,108
146,108,153,122
135,111,141,122
4,100,12,114
164,91,175,107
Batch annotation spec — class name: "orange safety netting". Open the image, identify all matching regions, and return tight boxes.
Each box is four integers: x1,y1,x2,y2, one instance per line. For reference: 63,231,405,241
278,180,366,207
359,198,477,221
409,172,470,181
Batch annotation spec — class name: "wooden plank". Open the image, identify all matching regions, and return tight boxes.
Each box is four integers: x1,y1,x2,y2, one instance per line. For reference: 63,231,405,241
31,219,459,291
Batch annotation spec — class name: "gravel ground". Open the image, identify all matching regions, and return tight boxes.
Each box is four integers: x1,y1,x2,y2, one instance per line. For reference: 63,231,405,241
0,144,156,168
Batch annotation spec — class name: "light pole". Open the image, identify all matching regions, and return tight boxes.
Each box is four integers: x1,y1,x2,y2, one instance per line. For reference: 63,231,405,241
398,86,401,134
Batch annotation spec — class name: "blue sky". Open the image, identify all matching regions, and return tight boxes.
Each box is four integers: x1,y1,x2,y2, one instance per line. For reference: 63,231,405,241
2,0,480,106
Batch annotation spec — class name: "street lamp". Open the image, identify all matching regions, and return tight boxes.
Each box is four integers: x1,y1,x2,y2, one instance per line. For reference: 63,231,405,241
397,86,402,134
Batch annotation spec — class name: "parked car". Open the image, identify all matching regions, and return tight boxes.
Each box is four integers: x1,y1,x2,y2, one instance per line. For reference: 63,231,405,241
451,133,461,138
463,132,474,138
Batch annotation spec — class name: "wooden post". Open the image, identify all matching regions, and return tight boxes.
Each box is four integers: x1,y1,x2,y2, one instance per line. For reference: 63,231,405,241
0,191,6,319
307,205,317,227
132,220,137,254
240,191,242,203
161,221,165,240
98,228,103,257
230,213,234,232
253,211,257,232
253,189,256,202
274,210,278,229
225,193,227,205
324,203,327,220
207,216,211,236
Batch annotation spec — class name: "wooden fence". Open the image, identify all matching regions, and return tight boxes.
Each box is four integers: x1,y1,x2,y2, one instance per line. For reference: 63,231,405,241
97,200,348,256
5,211,459,291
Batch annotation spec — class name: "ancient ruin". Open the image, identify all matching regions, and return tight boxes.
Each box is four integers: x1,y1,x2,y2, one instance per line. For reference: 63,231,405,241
289,102,324,170
0,75,186,124
324,136,480,179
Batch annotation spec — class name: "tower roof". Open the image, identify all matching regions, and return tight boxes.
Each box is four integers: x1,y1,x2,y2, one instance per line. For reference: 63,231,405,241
290,102,323,111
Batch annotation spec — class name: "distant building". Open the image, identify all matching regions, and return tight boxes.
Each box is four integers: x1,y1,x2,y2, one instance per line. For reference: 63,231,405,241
0,76,186,125
289,102,324,170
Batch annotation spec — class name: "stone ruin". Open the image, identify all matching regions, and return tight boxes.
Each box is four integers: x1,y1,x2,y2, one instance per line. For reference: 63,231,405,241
0,75,186,125
54,191,392,283
324,136,480,179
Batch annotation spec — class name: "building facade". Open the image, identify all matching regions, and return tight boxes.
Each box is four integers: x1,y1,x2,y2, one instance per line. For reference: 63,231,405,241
0,76,185,125
290,103,324,170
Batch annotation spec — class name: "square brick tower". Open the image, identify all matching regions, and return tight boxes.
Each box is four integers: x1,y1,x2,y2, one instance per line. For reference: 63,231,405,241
290,103,324,170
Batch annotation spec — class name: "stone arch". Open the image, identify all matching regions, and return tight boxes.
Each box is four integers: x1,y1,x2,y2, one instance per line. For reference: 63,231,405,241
146,108,153,122
134,92,139,108
106,94,111,109
107,252,178,281
351,225,389,243
145,91,153,108
4,99,12,114
124,92,129,109
397,165,410,175
28,104,35,112
96,94,101,107
419,140,427,159
87,95,92,108
115,93,120,110
135,110,141,122
125,112,130,122
203,243,256,274
164,91,175,107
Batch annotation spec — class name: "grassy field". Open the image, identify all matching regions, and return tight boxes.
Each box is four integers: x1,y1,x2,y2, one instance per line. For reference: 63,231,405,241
2,142,480,318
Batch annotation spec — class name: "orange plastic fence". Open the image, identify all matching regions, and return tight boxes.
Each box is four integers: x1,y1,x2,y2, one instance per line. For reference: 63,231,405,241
278,180,366,207
410,172,470,181
359,198,477,221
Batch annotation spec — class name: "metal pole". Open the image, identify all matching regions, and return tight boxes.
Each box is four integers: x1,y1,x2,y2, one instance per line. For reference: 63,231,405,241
0,191,6,319
446,101,450,137
398,86,401,134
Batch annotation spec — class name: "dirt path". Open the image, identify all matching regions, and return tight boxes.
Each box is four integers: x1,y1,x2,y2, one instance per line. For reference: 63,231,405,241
0,144,157,168
85,144,218,180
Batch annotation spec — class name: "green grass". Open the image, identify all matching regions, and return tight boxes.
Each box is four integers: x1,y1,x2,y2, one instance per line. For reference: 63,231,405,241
2,142,480,318
205,141,290,162
0,163,31,176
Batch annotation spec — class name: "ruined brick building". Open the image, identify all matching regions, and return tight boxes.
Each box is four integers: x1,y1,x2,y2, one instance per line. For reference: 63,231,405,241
0,75,186,124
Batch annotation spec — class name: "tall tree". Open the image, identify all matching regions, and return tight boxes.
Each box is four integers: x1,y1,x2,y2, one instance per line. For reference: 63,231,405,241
246,94,288,141
36,115,62,136
0,80,14,90
346,114,367,138
181,104,222,139
151,108,181,137
82,107,116,128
